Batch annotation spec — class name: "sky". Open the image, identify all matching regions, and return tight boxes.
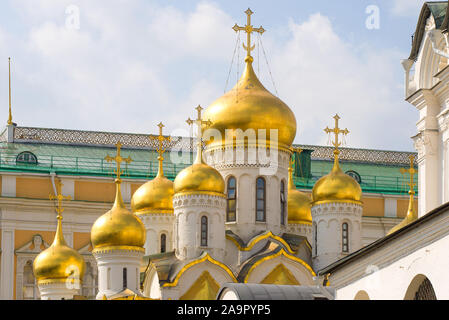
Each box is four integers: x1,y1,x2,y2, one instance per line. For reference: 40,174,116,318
0,0,433,152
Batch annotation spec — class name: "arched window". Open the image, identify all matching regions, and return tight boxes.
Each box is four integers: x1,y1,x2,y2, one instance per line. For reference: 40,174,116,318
342,223,349,253
82,262,97,299
16,152,38,165
160,234,167,253
280,181,286,225
226,177,237,222
201,216,208,247
23,260,38,300
123,268,127,289
314,223,318,256
256,177,266,222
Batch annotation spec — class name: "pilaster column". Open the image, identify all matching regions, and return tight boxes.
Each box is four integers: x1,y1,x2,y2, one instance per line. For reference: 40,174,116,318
1,175,16,197
438,108,449,204
60,179,75,199
0,229,15,300
413,130,439,217
410,90,441,217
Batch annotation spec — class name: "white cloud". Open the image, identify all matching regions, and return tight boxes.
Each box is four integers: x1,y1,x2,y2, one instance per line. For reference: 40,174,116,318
0,1,417,152
267,13,415,150
391,0,427,17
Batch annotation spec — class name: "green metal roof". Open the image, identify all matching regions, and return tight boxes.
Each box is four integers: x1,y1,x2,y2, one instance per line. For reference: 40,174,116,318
0,141,417,195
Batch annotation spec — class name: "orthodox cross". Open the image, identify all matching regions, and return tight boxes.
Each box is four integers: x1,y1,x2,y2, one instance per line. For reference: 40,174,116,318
400,155,417,195
149,122,171,176
324,114,349,157
290,147,303,170
49,179,71,219
232,8,265,59
105,141,133,181
7,57,12,125
186,105,212,163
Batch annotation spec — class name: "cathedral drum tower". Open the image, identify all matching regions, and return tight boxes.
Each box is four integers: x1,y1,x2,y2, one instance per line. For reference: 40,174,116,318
173,106,227,261
311,115,363,271
203,9,297,242
131,123,175,256
33,181,86,300
90,143,146,299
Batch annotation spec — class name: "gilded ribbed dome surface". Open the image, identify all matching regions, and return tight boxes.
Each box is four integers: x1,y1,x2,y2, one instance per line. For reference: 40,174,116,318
33,221,85,284
91,181,146,249
174,162,225,195
288,189,312,224
312,161,362,205
131,175,174,214
203,59,297,149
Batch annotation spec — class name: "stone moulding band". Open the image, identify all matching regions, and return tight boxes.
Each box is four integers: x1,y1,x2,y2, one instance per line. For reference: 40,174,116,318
162,253,237,287
92,245,145,254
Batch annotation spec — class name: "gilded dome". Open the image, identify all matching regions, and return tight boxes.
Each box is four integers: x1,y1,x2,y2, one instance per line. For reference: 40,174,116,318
131,171,174,215
91,180,146,250
288,171,312,225
312,159,362,205
33,218,85,285
203,58,297,150
387,191,417,235
174,161,225,196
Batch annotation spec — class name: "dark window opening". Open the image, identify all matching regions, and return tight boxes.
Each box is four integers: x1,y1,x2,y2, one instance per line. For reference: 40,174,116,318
226,177,237,222
201,216,208,247
256,177,266,222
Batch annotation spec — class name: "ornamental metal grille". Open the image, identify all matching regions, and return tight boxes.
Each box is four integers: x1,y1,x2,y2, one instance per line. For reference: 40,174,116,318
297,144,417,167
7,127,417,166
414,278,437,300
12,126,196,151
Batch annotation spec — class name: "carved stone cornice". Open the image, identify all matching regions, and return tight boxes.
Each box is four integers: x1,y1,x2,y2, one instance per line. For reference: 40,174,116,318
412,130,438,160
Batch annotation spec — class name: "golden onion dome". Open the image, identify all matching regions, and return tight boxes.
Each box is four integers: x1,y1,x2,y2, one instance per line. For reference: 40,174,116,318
131,159,174,215
91,180,146,250
312,157,362,205
387,190,417,235
288,168,312,224
33,216,85,285
174,161,225,196
203,57,297,150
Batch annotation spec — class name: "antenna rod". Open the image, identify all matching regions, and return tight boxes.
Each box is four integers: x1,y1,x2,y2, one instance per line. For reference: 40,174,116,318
7,57,12,125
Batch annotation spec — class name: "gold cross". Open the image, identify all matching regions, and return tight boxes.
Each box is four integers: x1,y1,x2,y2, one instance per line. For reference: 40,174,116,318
105,141,133,181
49,179,71,219
186,105,212,163
324,114,349,156
150,122,171,160
290,147,303,169
400,155,417,195
232,8,265,59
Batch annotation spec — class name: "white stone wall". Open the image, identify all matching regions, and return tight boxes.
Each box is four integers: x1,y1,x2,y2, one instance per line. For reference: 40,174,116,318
139,213,174,256
204,146,291,243
173,193,226,261
93,248,143,299
311,202,362,271
403,21,449,217
286,223,312,244
329,207,449,300
38,282,80,300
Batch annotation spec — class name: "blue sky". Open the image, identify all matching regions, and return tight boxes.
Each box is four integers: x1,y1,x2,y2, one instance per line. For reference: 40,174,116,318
0,0,431,151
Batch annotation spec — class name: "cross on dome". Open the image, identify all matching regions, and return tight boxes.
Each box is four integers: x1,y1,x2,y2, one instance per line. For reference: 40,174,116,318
49,179,71,219
149,122,171,177
232,8,265,61
186,105,212,164
324,114,349,157
400,155,417,195
290,147,303,169
105,142,133,182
